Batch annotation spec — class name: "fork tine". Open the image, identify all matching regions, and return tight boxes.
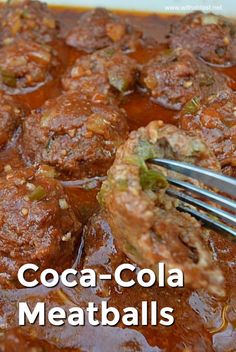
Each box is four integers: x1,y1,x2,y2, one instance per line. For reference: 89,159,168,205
177,204,236,239
167,188,236,227
167,177,236,212
149,159,236,197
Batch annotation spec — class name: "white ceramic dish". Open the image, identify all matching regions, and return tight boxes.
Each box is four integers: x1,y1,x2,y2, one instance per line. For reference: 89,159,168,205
44,0,236,16
0,0,235,16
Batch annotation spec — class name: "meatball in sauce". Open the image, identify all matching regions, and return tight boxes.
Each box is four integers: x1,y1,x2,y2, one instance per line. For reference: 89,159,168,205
0,92,24,147
99,121,224,295
0,166,81,289
178,91,236,176
0,39,57,93
0,0,59,45
139,48,233,110
62,47,138,102
66,7,142,53
22,92,129,178
168,11,236,66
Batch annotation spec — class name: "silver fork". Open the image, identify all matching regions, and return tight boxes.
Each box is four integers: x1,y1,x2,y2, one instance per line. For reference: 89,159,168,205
148,159,236,239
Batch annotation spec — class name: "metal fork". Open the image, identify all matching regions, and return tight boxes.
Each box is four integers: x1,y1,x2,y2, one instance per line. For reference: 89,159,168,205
148,159,236,239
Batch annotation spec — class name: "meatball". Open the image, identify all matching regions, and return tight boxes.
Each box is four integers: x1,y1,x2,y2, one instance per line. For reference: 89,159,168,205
22,92,129,178
62,47,138,102
81,211,235,350
0,92,23,147
99,121,224,295
178,91,236,177
0,166,81,289
169,11,236,66
0,0,59,45
65,8,141,53
139,48,232,110
0,39,57,93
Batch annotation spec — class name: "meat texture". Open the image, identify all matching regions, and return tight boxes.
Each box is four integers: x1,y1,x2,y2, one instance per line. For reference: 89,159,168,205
99,121,224,295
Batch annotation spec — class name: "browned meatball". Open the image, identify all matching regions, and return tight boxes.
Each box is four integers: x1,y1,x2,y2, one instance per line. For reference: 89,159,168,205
66,8,141,53
0,39,57,93
178,91,236,177
99,121,224,295
0,92,24,147
169,11,236,66
82,210,235,350
0,0,59,45
62,47,138,102
0,166,81,289
139,48,232,110
22,92,129,178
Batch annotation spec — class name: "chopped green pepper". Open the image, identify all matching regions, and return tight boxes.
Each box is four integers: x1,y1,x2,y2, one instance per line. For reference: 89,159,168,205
124,242,139,258
199,75,215,86
140,167,168,190
104,47,116,57
108,74,129,92
46,138,53,151
37,165,59,178
0,68,16,87
21,9,30,19
215,47,226,58
182,96,201,115
125,139,168,190
28,185,47,201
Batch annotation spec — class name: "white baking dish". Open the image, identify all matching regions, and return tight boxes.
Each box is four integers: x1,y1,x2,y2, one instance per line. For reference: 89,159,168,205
44,0,236,16
0,0,235,16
